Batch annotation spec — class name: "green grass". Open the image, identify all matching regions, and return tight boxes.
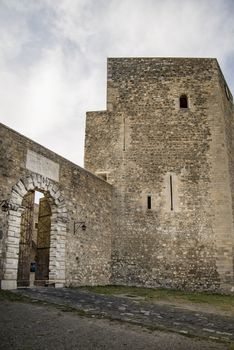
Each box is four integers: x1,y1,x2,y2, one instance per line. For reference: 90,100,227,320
1,285,233,314
0,290,27,302
79,285,234,312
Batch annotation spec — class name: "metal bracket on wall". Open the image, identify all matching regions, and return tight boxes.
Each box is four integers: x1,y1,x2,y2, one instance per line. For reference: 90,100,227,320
0,200,9,212
0,199,21,212
74,221,86,234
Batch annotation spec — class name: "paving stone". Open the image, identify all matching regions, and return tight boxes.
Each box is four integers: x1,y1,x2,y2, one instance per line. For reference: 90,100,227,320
14,288,234,342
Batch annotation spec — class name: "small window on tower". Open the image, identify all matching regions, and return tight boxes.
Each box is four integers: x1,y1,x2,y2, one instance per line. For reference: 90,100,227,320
180,95,188,109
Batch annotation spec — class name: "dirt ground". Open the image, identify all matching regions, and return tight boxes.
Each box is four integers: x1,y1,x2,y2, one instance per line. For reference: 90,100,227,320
0,300,231,350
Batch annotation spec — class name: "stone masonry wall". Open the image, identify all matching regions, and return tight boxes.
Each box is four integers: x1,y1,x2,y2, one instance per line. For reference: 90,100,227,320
0,123,113,287
1,57,233,292
214,68,234,286
85,57,234,291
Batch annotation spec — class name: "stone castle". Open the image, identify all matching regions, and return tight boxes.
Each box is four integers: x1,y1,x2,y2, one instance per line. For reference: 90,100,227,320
0,58,233,292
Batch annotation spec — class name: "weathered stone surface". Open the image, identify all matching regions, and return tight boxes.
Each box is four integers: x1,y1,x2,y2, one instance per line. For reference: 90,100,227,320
85,57,234,292
0,57,234,292
0,122,113,289
26,150,60,182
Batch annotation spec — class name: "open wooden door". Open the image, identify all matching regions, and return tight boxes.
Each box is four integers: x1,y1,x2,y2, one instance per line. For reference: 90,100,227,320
17,191,35,286
35,197,51,285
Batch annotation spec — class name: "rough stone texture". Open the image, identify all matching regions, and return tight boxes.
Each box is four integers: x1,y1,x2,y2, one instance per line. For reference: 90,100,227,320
85,58,234,292
1,57,234,292
0,123,113,288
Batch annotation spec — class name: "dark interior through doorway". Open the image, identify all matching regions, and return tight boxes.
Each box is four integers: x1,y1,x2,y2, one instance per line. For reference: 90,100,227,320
17,190,51,287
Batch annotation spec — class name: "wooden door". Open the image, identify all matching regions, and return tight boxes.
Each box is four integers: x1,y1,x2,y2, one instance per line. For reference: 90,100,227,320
17,191,35,286
35,197,51,284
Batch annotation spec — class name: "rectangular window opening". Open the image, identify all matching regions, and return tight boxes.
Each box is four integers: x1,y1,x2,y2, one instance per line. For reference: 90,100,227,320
147,195,152,210
170,175,173,211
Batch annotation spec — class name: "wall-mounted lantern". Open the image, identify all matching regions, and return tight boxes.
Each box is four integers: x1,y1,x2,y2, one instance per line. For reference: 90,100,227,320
74,221,86,234
0,200,20,212
0,200,10,212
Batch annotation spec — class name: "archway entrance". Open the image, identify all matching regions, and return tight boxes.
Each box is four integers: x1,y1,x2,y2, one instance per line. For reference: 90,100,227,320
2,174,67,290
17,190,52,287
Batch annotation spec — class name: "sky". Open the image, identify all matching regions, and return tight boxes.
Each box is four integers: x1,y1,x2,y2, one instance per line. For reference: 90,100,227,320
0,0,234,166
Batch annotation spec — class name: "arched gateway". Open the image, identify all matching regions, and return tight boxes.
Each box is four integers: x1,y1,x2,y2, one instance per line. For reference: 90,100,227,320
1,174,68,290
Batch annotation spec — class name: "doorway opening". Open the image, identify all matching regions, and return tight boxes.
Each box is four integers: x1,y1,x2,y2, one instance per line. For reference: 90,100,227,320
17,190,52,287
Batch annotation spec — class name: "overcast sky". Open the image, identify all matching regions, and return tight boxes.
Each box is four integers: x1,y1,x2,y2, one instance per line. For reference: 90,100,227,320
0,0,234,166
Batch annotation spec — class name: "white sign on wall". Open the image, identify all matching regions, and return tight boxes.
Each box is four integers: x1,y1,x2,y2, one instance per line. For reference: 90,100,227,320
26,150,60,182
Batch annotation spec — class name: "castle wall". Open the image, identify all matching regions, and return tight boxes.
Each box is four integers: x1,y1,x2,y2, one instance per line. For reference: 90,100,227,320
1,57,233,292
85,58,234,291
0,123,113,288
213,69,234,286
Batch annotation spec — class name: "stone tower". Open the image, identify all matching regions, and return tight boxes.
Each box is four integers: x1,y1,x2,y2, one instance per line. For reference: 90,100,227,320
85,58,234,291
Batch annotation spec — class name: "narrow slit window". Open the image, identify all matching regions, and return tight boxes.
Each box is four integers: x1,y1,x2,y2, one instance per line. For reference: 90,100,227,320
123,116,126,151
170,175,173,211
147,195,152,210
180,95,188,108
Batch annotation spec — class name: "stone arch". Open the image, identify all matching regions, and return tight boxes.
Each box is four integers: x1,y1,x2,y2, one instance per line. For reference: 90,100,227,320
1,173,68,290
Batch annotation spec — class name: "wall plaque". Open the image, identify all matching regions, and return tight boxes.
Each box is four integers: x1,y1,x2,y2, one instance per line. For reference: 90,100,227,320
26,150,59,182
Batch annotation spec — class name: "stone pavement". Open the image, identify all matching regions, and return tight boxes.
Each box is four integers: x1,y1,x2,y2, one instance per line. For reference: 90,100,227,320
14,287,234,344
0,300,228,350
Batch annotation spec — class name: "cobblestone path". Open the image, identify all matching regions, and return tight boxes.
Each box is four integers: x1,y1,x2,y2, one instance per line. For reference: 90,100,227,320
14,288,234,343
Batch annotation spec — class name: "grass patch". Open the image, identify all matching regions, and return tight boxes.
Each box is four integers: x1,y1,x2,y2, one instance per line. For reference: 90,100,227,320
0,290,28,302
79,285,234,312
0,289,89,317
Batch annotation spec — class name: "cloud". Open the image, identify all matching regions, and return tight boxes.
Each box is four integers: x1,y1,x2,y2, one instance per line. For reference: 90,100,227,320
0,0,233,165
47,0,234,59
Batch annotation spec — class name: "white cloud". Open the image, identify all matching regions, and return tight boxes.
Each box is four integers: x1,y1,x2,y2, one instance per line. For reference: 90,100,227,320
0,0,233,165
